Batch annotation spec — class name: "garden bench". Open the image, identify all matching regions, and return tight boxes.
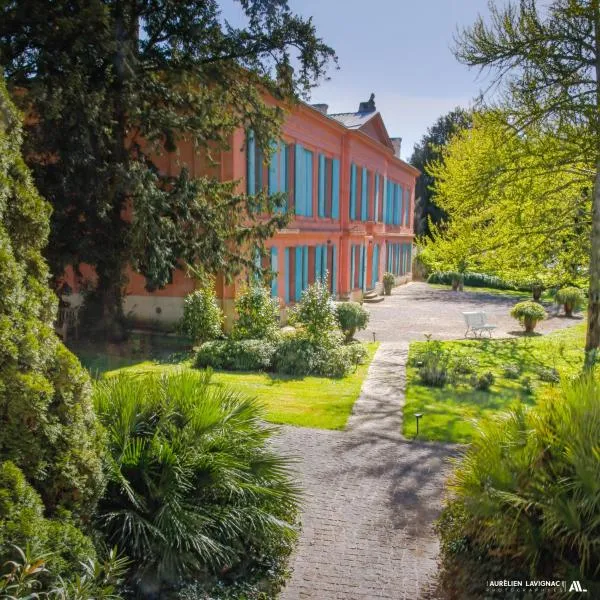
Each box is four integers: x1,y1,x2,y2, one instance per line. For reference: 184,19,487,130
462,311,496,338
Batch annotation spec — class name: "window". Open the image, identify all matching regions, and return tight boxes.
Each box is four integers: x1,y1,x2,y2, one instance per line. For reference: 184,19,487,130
318,154,341,219
350,244,366,289
283,244,337,302
294,144,313,216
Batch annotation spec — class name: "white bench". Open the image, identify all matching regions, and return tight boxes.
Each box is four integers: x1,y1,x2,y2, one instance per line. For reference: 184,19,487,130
462,311,496,338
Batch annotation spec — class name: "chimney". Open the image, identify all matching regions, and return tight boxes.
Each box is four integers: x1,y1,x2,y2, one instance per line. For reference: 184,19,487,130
312,103,329,115
390,137,402,158
358,93,376,113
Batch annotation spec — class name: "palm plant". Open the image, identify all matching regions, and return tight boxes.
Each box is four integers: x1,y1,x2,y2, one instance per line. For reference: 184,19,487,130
439,375,600,594
93,371,299,596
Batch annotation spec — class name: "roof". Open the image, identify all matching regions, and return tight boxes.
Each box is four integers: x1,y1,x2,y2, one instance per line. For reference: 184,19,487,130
328,111,378,129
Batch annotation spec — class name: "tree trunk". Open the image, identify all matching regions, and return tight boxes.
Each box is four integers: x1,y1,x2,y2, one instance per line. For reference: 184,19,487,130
585,163,600,367
532,285,542,301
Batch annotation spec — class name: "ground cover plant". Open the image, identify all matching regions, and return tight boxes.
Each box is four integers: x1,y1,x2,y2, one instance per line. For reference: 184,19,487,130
404,324,587,443
436,375,600,599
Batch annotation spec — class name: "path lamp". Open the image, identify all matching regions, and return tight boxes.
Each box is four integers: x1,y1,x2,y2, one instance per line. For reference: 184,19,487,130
414,413,423,438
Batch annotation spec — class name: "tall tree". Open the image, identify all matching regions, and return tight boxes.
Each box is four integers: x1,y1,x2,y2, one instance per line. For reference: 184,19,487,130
455,0,600,364
420,111,591,289
0,1,335,339
409,107,471,237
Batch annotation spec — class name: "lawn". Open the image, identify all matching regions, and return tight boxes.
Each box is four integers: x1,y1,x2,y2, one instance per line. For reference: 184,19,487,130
404,324,586,443
76,342,379,430
428,283,553,301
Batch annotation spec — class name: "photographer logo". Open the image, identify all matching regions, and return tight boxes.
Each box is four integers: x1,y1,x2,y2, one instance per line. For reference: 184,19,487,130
568,581,587,593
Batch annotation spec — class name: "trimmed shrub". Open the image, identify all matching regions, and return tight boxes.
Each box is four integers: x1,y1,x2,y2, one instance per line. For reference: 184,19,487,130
383,272,395,295
94,371,299,595
427,271,515,290
195,339,276,371
510,301,546,333
555,286,585,316
232,284,280,340
470,371,494,391
414,341,452,387
178,282,224,344
452,355,478,375
335,302,370,342
437,376,600,598
0,79,103,520
537,366,560,383
502,363,521,379
521,375,534,395
288,280,337,341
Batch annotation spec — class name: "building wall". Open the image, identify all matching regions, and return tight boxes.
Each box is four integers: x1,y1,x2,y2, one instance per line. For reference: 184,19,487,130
61,102,418,329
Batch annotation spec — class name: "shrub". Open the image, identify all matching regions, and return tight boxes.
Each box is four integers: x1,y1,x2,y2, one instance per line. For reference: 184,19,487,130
437,376,600,597
521,375,534,395
94,371,299,595
510,301,546,333
335,302,370,342
502,363,521,379
427,271,515,290
195,339,276,371
178,282,224,344
415,340,452,387
0,79,103,520
470,371,494,391
382,272,395,295
555,286,585,316
0,461,97,585
288,280,337,341
537,366,560,383
232,284,280,340
452,355,478,375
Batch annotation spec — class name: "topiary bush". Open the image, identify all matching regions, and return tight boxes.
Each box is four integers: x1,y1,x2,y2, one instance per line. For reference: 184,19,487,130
555,286,585,317
232,284,280,340
0,79,103,520
510,301,546,333
178,281,224,344
94,371,299,596
437,376,600,598
335,302,370,342
382,272,395,295
427,271,516,290
195,339,277,371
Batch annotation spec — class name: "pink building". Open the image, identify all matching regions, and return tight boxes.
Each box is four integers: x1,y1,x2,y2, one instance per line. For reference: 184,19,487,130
64,94,418,328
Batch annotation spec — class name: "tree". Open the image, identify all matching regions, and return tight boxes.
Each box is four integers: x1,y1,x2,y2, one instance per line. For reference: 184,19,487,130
0,78,103,519
454,0,600,364
419,111,591,289
409,107,472,236
0,1,336,339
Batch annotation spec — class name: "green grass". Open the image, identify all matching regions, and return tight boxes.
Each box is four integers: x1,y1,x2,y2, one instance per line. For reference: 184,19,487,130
404,324,587,443
76,342,379,430
428,283,552,300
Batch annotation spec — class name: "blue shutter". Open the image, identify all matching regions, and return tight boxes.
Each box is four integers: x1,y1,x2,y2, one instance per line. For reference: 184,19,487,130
382,177,388,223
295,143,304,216
305,151,313,217
322,245,328,281
407,243,412,273
374,174,380,222
332,245,337,296
295,246,303,301
350,164,357,220
247,130,256,195
284,248,290,303
404,188,410,226
361,167,368,221
315,245,322,280
398,185,404,225
395,244,401,274
350,245,356,289
332,159,340,219
371,244,378,288
318,154,326,218
268,141,278,194
302,245,309,289
359,245,365,290
270,247,279,297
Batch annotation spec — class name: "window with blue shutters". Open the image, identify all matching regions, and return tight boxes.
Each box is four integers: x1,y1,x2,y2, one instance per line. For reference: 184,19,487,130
404,188,411,226
317,155,340,219
350,163,357,220
361,167,368,221
332,159,340,219
294,145,314,217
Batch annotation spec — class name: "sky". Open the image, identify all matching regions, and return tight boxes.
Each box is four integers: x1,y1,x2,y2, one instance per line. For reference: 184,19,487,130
221,0,496,161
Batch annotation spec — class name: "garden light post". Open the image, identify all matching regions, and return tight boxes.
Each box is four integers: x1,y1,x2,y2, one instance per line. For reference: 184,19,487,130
415,413,423,437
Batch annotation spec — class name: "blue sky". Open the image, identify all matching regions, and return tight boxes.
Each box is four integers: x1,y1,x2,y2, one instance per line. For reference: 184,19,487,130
220,0,494,160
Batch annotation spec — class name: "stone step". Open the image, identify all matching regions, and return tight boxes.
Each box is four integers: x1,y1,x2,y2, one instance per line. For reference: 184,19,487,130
363,290,379,299
363,296,385,304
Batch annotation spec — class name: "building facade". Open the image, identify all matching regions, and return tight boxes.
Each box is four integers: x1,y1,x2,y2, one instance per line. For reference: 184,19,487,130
63,94,418,328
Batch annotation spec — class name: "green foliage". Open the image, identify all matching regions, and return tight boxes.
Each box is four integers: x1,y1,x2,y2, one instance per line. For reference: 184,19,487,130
288,280,337,341
437,376,600,596
0,1,335,335
195,339,277,371
409,108,472,237
0,79,103,519
510,301,546,332
334,302,370,343
411,340,452,387
469,371,494,391
556,286,585,316
94,371,299,594
427,271,515,290
536,366,559,384
382,272,395,295
179,283,224,344
502,363,521,379
0,545,129,600
452,356,478,375
0,461,97,586
232,285,280,340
